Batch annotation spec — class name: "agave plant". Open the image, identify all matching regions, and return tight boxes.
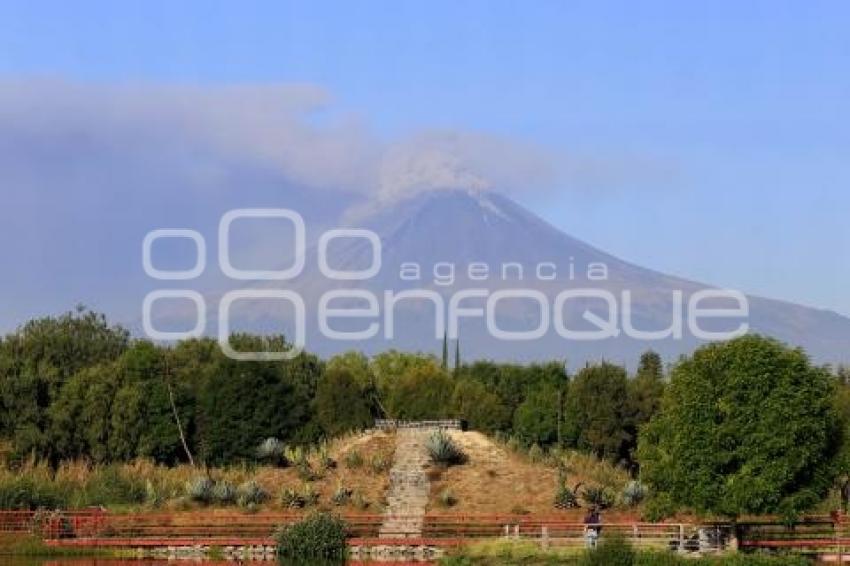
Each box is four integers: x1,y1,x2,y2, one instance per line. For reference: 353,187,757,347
237,480,269,507
256,437,285,466
331,482,352,506
185,476,213,504
280,487,305,509
426,430,467,466
621,480,647,507
212,480,237,505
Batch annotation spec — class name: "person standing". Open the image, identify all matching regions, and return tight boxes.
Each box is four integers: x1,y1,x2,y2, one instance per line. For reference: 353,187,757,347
584,506,601,548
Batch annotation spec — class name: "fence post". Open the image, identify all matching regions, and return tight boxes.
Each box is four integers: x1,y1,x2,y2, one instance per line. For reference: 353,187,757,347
541,526,549,550
678,524,685,553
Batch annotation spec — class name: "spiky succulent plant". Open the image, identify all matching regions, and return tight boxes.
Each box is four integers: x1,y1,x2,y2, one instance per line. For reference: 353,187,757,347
426,430,467,466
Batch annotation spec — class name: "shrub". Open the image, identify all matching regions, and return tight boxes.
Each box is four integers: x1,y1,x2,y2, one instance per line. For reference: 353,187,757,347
554,483,579,510
256,437,285,466
426,430,466,466
275,512,347,559
580,534,634,566
438,488,457,508
642,493,676,523
237,480,268,507
212,480,237,505
344,450,364,469
185,476,214,504
581,485,615,509
79,466,146,506
0,477,68,510
622,480,647,507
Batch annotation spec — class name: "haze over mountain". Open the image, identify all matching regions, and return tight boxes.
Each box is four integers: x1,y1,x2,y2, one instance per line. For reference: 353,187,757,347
207,189,850,368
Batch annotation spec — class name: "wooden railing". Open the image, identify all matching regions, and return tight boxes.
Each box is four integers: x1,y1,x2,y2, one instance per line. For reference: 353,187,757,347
3,509,848,557
375,419,463,430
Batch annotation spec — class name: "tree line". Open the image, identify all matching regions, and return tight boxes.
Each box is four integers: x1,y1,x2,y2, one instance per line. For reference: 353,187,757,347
2,307,850,519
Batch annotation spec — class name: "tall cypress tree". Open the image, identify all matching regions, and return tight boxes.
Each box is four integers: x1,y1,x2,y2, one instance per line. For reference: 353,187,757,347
454,339,460,373
441,331,448,371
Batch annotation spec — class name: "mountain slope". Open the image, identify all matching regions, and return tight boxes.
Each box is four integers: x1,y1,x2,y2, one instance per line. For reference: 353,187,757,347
222,189,850,367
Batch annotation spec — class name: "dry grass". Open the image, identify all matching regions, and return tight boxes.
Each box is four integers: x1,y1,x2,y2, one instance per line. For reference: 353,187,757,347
426,431,635,517
0,430,396,514
427,431,560,515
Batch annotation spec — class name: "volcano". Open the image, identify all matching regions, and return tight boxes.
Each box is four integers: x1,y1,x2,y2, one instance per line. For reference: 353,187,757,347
215,189,850,368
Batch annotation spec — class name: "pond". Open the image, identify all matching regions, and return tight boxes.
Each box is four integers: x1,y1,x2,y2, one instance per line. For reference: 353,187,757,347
0,559,437,566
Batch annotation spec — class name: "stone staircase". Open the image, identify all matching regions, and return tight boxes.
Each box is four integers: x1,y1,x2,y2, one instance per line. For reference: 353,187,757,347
379,428,433,538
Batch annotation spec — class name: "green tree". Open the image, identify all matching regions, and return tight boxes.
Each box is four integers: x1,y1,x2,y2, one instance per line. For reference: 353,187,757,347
0,307,128,457
196,335,321,464
638,335,837,518
384,364,453,420
627,350,666,445
513,382,561,446
315,367,373,436
565,362,631,460
450,378,511,432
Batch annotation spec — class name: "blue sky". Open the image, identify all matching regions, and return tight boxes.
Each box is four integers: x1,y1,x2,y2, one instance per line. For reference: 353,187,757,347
1,0,848,326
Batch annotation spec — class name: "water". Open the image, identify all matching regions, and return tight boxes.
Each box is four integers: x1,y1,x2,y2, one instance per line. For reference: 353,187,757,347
0,559,436,566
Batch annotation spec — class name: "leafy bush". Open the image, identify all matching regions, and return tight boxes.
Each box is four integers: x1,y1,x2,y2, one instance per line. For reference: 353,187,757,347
212,480,237,505
0,477,68,510
622,480,647,507
237,480,268,507
426,430,467,466
344,450,363,469
642,493,676,522
580,534,635,566
256,437,285,466
275,512,347,559
185,476,213,504
581,485,615,509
